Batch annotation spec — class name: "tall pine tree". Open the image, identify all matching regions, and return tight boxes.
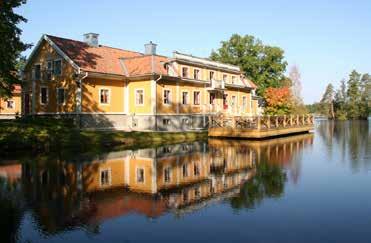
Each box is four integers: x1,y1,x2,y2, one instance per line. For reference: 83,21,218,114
0,0,30,97
347,70,361,119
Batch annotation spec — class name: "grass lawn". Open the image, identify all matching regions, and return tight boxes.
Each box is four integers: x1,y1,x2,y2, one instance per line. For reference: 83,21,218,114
0,117,207,154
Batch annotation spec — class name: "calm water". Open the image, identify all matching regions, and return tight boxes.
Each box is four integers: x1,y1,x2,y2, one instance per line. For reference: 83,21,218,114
0,121,370,243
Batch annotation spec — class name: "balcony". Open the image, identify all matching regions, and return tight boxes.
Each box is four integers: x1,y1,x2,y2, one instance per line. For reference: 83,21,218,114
208,79,225,90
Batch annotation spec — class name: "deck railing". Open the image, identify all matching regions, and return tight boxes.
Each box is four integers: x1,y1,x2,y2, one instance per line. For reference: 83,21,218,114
209,114,314,130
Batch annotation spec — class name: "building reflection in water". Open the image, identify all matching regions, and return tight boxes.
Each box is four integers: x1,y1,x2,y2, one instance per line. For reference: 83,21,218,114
0,133,313,235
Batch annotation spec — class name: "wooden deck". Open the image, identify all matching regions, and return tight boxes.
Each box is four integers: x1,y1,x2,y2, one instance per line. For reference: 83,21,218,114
208,114,314,139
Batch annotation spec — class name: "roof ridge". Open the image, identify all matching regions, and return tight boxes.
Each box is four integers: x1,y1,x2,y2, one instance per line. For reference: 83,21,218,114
121,54,169,61
45,34,144,55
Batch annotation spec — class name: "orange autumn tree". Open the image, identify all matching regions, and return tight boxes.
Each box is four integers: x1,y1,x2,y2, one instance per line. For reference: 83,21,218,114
264,87,293,115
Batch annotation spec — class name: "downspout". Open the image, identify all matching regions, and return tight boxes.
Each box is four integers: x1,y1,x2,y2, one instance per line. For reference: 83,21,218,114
154,74,162,131
76,67,88,127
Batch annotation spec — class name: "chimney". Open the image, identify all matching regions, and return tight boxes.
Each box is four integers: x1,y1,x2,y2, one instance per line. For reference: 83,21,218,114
83,33,99,47
145,41,157,55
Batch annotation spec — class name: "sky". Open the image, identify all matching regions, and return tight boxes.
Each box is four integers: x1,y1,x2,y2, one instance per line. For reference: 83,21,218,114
17,0,371,104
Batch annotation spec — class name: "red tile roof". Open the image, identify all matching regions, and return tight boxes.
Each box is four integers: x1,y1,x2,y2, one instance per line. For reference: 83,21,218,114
47,35,169,76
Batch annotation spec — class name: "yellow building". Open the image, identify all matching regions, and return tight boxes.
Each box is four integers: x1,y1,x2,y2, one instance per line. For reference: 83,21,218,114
0,85,22,119
23,33,260,130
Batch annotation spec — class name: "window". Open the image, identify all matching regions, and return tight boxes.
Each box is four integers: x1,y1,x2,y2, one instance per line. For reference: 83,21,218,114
53,60,62,76
182,67,189,78
182,118,189,125
163,89,171,104
209,93,216,105
194,69,200,80
6,100,15,109
209,71,214,80
194,187,200,198
194,163,200,176
135,89,144,105
100,169,111,186
40,87,48,105
57,88,65,104
100,89,110,104
164,167,171,183
137,168,144,183
182,164,188,177
223,74,228,82
34,64,41,80
193,91,200,105
242,96,247,111
163,119,170,125
46,61,53,80
231,76,236,84
231,95,236,108
182,91,189,105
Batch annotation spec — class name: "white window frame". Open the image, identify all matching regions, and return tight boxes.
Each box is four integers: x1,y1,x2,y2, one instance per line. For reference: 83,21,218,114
53,59,62,76
136,167,145,183
163,89,172,105
164,167,172,183
223,74,228,83
56,88,66,105
193,68,200,80
99,88,111,105
181,90,189,105
182,66,189,78
34,63,41,80
231,95,237,108
46,60,53,80
99,168,112,187
135,89,144,106
209,71,215,81
231,76,236,84
40,86,49,105
6,100,15,109
242,96,247,112
193,90,201,106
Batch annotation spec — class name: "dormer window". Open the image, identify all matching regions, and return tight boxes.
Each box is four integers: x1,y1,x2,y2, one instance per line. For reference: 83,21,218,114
182,67,189,78
209,71,215,80
231,76,236,84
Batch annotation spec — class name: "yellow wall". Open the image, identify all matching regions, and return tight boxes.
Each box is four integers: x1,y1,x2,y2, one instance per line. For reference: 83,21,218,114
128,158,153,193
0,94,21,115
23,39,77,113
82,158,126,192
128,80,152,114
82,78,125,113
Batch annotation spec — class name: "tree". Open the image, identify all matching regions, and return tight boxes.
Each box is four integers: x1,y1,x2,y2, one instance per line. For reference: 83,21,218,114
288,65,302,103
347,70,361,119
334,79,347,120
210,34,287,95
0,0,31,97
359,73,370,118
263,87,293,115
320,84,335,119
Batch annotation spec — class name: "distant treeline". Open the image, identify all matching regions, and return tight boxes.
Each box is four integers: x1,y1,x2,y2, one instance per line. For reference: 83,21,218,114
306,70,370,120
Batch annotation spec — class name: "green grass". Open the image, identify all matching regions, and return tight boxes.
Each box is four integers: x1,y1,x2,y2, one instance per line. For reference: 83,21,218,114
0,117,207,154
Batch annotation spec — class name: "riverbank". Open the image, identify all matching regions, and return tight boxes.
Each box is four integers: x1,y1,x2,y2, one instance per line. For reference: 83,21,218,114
0,118,207,154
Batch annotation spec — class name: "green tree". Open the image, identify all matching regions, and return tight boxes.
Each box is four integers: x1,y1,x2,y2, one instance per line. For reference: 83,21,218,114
320,83,335,119
0,0,31,97
334,79,347,120
210,34,287,95
347,70,362,119
359,73,370,118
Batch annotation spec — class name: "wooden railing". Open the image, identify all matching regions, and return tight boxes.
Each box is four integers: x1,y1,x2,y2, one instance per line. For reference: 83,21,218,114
209,114,314,130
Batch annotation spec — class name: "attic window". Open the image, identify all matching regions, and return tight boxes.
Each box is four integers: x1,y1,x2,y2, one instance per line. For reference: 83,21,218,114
182,67,189,78
53,60,62,75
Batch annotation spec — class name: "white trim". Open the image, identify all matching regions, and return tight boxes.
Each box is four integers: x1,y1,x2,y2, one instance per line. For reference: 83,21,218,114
193,90,201,106
98,88,111,105
193,68,201,80
53,58,63,76
163,88,172,106
5,99,15,110
181,90,189,105
135,88,145,106
40,86,49,105
99,168,112,187
56,87,66,105
181,66,189,78
163,166,172,183
136,167,145,184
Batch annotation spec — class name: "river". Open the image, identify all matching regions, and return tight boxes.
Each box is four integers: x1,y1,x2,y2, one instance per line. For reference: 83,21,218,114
0,120,370,243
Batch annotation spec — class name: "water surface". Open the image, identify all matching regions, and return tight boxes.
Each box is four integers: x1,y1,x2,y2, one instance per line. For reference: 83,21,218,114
0,121,370,243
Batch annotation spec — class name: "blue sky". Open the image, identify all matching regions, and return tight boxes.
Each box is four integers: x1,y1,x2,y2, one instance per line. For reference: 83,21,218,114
17,0,371,103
